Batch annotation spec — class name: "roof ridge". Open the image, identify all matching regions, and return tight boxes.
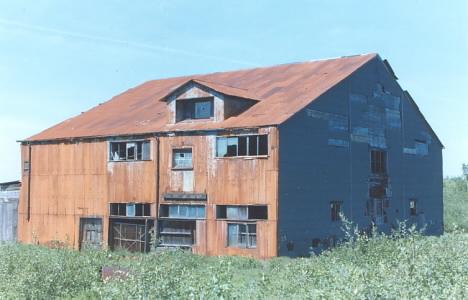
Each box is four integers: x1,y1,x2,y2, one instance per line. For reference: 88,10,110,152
192,78,250,91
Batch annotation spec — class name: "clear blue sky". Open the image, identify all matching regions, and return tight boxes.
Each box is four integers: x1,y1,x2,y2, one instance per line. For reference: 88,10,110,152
0,0,467,182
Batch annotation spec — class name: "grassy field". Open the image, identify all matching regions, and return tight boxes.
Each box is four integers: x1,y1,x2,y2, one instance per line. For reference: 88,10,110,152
0,177,466,299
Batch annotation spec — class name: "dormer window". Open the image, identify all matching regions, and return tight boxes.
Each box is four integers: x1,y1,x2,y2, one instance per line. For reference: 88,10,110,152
176,98,214,122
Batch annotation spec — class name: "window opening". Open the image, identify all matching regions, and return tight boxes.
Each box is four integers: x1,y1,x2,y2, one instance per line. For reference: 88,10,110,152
227,223,256,248
216,135,268,157
172,148,193,169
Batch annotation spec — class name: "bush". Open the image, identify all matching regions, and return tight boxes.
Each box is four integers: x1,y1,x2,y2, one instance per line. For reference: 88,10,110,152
444,177,468,231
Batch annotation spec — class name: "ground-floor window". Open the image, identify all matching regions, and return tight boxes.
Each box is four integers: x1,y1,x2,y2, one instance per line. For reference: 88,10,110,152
109,218,153,253
158,220,196,247
227,222,256,248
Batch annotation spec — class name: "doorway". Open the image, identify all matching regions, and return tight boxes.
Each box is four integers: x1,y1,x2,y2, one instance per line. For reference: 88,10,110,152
79,218,102,250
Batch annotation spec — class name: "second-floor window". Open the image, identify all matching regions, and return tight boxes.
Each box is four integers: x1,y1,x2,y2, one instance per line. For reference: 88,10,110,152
109,140,150,161
370,150,387,174
172,148,193,169
216,135,268,157
176,98,214,122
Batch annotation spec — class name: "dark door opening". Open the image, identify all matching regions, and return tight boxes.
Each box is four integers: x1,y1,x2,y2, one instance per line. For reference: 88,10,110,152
108,218,153,253
79,217,103,250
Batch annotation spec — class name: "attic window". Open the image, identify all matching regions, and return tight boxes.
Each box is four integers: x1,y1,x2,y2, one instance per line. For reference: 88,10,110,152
176,98,213,121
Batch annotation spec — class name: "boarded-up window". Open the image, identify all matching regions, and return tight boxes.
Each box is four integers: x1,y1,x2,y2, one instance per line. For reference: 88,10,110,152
109,140,151,161
159,220,196,247
227,223,256,248
216,135,268,157
172,148,193,169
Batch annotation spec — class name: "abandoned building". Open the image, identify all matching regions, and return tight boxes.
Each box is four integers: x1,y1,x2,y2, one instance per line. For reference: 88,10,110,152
17,53,443,257
0,181,20,242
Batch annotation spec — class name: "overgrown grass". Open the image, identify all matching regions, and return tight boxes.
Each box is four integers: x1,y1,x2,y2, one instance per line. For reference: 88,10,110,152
0,178,465,299
0,229,466,299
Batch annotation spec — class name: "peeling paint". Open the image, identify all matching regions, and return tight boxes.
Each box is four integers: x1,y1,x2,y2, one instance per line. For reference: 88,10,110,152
328,139,349,148
349,93,367,104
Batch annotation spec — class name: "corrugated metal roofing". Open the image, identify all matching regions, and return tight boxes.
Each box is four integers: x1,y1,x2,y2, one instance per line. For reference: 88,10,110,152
27,53,377,141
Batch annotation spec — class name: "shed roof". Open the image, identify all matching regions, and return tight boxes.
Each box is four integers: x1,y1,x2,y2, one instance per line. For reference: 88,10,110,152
27,53,377,141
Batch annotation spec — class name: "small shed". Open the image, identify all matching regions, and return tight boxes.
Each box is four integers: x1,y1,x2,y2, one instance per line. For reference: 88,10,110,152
0,181,20,242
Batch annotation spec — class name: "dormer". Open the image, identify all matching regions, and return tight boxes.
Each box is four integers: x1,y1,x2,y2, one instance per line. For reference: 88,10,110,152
160,79,260,124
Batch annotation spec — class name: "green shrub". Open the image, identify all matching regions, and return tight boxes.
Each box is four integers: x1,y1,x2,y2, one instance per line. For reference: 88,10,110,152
444,177,468,231
0,230,466,299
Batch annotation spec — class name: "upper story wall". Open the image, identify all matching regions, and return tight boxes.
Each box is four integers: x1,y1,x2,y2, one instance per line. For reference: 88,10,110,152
158,127,278,206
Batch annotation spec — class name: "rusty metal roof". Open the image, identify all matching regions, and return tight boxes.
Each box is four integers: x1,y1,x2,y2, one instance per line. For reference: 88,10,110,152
27,53,377,141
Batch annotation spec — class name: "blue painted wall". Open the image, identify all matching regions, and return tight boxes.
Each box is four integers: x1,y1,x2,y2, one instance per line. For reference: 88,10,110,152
277,56,443,257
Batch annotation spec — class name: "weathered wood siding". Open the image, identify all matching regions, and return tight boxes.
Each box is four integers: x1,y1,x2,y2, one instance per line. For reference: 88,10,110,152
18,126,279,258
18,139,156,248
159,126,279,258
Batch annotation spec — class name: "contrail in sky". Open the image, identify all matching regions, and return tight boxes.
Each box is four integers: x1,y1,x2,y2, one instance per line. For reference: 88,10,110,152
0,17,256,67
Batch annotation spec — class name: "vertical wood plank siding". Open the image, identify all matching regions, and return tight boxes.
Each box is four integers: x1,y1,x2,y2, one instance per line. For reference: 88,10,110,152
18,126,278,258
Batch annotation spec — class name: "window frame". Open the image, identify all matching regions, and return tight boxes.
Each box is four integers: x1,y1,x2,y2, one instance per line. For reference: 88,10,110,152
215,134,269,158
109,203,151,217
370,149,387,175
172,147,193,170
226,222,257,249
159,204,206,220
175,97,214,122
108,140,151,162
330,201,342,222
216,205,268,221
409,199,417,216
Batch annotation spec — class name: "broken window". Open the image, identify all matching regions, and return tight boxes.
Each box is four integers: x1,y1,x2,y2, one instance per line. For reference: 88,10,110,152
227,223,256,248
176,98,214,121
109,140,151,161
330,201,342,222
109,203,151,217
159,204,205,219
216,135,268,157
172,148,193,169
216,205,268,220
409,199,417,216
370,150,387,174
109,219,153,252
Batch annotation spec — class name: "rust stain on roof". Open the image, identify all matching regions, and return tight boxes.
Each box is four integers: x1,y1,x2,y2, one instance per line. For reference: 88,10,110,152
27,53,377,141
